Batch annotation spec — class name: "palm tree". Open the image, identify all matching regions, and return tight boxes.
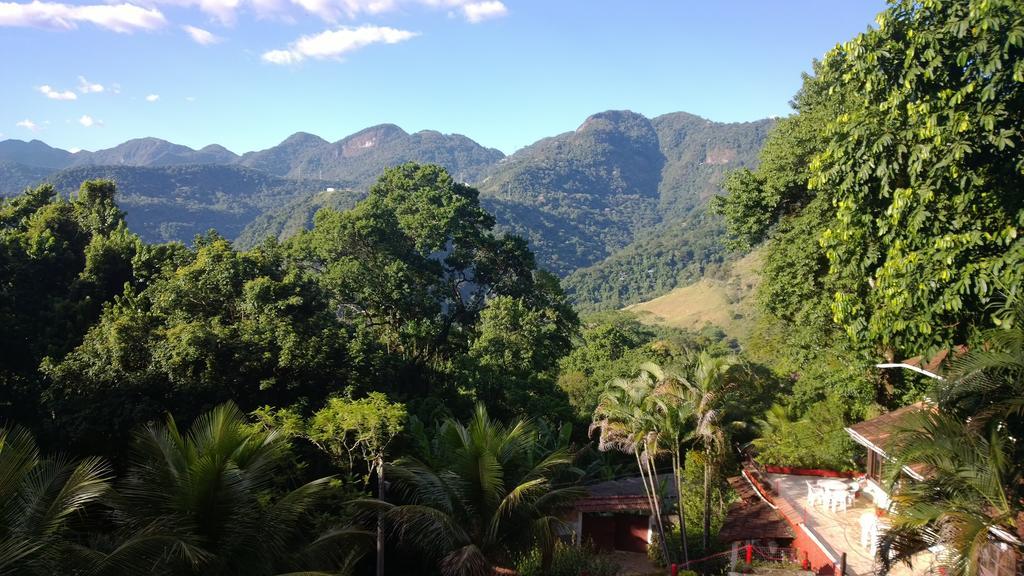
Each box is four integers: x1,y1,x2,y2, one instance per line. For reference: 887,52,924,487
639,362,695,565
0,425,111,575
937,317,1024,450
95,402,367,576
880,411,1021,576
590,368,674,564
881,311,1024,576
677,351,739,551
369,404,583,576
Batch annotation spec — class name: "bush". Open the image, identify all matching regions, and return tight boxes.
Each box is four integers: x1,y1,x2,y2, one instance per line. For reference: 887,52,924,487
732,561,754,573
647,526,682,567
515,541,620,576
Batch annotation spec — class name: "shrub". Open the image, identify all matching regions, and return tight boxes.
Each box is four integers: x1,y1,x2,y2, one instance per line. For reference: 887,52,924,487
732,560,754,573
515,541,620,576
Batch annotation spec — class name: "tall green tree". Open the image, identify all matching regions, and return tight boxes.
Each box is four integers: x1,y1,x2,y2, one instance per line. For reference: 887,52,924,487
290,163,578,406
0,181,144,441
468,294,575,421
816,0,1024,356
640,362,694,564
43,234,349,457
677,352,739,551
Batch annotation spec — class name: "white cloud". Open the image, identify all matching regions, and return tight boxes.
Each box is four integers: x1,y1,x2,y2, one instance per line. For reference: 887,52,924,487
38,84,77,100
77,76,104,93
145,93,160,102
0,1,166,32
262,24,416,65
16,119,38,131
111,82,122,94
129,0,502,25
460,0,504,22
79,114,102,127
182,24,221,44
68,147,82,153
185,95,196,102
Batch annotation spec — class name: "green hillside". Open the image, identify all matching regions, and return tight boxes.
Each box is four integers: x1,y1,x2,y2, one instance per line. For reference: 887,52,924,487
626,248,762,342
41,165,345,243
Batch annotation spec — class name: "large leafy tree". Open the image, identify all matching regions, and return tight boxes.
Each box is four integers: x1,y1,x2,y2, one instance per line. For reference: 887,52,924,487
43,234,349,457
366,405,583,576
716,0,1024,407
291,162,578,404
468,294,575,421
0,182,144,441
816,0,1024,356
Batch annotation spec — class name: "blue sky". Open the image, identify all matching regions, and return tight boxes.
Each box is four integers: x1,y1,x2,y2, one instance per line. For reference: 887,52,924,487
1,1,887,155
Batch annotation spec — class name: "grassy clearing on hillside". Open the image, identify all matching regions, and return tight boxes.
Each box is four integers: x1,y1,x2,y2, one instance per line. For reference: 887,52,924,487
626,249,761,342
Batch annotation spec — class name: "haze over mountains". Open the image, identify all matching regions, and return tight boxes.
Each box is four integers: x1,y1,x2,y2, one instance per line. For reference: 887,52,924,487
0,110,772,309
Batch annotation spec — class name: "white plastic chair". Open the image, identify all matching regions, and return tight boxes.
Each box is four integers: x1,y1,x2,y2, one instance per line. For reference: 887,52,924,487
806,481,823,507
859,511,876,548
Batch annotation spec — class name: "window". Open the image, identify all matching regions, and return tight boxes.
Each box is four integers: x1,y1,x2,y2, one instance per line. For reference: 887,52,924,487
867,449,884,483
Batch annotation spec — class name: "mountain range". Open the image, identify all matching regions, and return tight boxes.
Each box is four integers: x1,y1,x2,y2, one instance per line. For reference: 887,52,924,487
0,110,773,309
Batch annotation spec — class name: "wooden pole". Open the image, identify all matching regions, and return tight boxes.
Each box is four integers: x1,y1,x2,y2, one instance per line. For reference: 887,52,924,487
376,459,385,576
839,552,847,576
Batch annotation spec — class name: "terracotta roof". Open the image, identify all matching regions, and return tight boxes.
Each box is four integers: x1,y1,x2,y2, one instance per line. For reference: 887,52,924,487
575,474,678,513
717,476,794,543
846,402,927,454
900,345,968,376
846,402,931,479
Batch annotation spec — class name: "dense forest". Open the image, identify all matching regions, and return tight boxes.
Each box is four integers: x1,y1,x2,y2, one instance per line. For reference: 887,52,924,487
1,110,771,313
2,0,1023,575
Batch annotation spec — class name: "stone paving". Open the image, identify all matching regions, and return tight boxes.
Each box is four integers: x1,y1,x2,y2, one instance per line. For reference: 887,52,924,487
766,473,939,576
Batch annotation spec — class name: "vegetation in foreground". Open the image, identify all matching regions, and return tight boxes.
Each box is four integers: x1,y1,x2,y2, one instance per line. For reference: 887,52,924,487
1,0,1022,575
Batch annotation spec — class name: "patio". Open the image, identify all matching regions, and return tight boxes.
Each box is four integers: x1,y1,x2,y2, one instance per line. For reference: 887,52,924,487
766,473,939,576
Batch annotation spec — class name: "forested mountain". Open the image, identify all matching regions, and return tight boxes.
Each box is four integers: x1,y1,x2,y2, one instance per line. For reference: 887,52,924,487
235,131,330,176
44,165,344,242
476,110,773,307
0,161,53,193
257,124,506,185
70,137,240,167
1,112,771,310
235,187,365,247
0,139,75,169
478,110,665,275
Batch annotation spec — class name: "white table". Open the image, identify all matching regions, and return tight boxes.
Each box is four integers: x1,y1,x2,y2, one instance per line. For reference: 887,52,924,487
816,479,854,511
816,479,851,491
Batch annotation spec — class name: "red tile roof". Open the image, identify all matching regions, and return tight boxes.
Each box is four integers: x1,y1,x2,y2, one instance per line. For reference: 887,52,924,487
846,402,928,454
717,476,794,543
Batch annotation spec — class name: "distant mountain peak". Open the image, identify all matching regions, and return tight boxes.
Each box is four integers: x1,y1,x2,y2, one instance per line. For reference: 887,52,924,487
280,132,328,147
336,124,408,158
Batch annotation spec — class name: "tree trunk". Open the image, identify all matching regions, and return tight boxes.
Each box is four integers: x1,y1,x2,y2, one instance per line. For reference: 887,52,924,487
635,451,671,565
702,458,712,552
645,453,673,565
674,451,689,564
377,459,385,576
